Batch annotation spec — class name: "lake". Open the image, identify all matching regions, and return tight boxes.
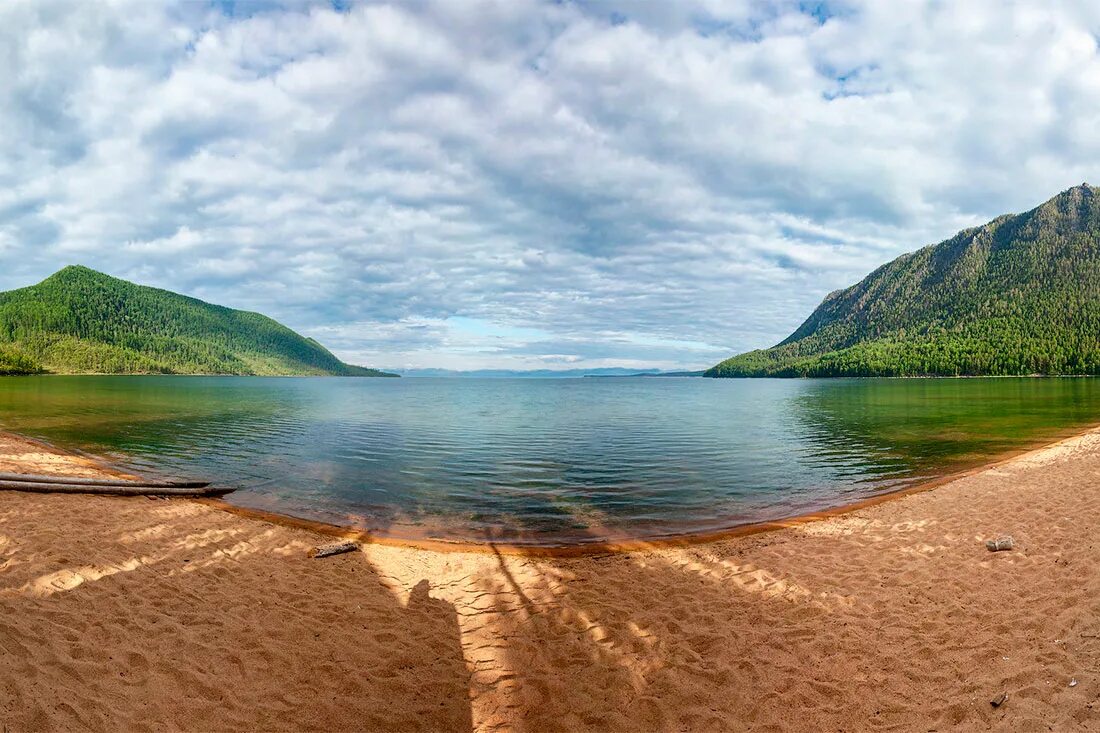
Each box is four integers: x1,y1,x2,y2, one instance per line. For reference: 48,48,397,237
0,375,1097,546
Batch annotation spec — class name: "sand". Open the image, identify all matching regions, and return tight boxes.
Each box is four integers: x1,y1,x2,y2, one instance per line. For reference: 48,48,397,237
2,431,1100,731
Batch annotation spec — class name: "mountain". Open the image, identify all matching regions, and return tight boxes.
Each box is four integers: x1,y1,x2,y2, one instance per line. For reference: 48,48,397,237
707,184,1100,378
397,367,682,378
584,370,705,378
0,266,395,377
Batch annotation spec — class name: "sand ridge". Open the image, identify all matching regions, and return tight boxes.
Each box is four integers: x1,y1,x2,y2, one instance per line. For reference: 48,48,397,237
2,430,1100,730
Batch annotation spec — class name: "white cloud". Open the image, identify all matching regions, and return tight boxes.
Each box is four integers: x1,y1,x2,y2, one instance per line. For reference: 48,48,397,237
1,0,1099,370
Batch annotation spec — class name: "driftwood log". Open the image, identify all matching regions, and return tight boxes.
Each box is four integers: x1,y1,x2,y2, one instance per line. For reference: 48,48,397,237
309,541,359,559
0,478,233,497
0,471,209,489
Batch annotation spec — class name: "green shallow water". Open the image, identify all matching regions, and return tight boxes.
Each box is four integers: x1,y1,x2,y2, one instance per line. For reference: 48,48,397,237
0,375,1096,545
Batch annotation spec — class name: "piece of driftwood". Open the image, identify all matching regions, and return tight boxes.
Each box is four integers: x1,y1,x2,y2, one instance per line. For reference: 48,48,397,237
990,692,1008,708
986,536,1015,552
0,471,210,489
0,479,233,497
309,541,359,559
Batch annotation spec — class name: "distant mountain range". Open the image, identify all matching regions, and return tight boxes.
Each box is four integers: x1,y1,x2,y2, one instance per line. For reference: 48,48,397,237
707,184,1100,378
0,266,395,376
397,368,703,378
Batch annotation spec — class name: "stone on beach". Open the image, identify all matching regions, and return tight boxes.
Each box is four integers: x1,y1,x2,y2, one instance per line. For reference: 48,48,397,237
308,541,359,558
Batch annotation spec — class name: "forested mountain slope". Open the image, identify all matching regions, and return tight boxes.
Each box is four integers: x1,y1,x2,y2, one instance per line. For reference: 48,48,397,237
0,266,394,376
707,184,1100,377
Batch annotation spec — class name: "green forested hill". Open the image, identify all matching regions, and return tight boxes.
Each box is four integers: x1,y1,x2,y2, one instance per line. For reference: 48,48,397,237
0,266,395,376
707,184,1100,378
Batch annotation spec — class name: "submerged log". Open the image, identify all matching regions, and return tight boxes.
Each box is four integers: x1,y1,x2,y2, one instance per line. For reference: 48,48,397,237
309,541,359,558
0,471,210,489
0,479,233,497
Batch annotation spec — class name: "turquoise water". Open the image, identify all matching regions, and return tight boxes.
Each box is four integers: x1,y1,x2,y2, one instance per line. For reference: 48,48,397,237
0,376,1097,545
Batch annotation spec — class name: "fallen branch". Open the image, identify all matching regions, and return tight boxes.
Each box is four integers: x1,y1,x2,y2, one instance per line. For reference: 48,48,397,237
0,479,233,497
0,471,210,489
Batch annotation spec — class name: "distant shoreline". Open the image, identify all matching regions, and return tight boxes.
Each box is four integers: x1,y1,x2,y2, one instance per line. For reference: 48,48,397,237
3,371,1098,380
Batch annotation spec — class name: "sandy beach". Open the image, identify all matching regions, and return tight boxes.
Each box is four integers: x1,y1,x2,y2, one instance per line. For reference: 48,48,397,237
2,431,1100,731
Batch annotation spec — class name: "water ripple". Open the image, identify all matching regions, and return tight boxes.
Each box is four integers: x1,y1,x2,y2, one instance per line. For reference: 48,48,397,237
0,375,1097,544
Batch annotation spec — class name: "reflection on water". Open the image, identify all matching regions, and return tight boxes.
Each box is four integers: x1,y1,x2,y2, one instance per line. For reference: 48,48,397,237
0,376,1096,545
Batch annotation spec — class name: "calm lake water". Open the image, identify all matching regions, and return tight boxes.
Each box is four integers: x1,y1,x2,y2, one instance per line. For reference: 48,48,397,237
0,375,1097,545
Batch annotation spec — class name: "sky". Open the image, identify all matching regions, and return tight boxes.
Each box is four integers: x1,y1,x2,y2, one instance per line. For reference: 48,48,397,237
3,1,1100,372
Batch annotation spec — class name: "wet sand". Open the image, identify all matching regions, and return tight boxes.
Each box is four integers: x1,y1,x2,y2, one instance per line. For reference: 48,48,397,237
2,429,1100,731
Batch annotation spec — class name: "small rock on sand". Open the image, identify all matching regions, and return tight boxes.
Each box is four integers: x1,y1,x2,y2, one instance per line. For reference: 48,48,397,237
308,541,359,559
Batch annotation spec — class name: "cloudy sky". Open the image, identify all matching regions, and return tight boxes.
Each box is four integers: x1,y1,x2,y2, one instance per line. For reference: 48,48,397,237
2,0,1099,371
